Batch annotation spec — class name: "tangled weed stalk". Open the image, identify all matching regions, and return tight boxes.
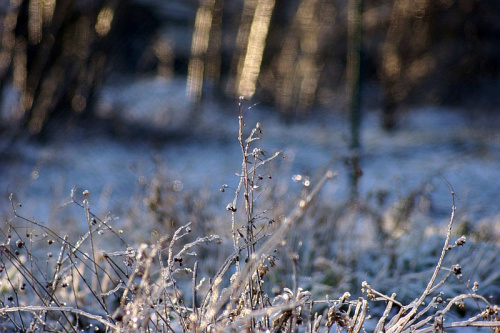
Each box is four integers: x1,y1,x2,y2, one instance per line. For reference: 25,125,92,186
0,99,499,332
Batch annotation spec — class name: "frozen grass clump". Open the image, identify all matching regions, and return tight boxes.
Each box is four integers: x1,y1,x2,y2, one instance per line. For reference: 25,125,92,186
1,98,499,332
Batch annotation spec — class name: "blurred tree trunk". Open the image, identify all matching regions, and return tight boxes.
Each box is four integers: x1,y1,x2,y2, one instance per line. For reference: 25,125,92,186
379,0,410,130
347,0,363,150
274,0,327,114
236,0,275,99
379,0,432,130
0,0,162,137
0,0,119,136
187,0,218,103
0,1,23,129
225,0,259,98
346,0,363,198
206,0,224,96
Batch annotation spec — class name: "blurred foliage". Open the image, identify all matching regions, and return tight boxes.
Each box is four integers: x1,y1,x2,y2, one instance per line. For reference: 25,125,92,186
1,0,499,135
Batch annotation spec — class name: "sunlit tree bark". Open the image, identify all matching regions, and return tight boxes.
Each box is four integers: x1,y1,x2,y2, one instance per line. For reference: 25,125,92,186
187,0,216,103
205,0,223,95
379,0,433,130
225,0,255,98
236,0,275,98
274,0,333,114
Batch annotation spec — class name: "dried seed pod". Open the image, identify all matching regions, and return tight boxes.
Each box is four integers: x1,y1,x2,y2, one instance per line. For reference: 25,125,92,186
226,203,237,212
452,264,462,276
455,235,466,246
256,122,262,133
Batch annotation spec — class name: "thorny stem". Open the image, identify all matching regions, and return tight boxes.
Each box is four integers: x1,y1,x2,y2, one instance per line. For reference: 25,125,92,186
375,293,397,332
233,96,281,311
387,180,457,333
231,98,245,270
214,169,335,321
84,198,109,316
68,187,129,248
0,306,118,331
193,261,199,319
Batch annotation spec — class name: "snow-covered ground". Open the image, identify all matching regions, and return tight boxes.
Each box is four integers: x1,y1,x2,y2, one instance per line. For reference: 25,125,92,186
1,78,499,332
2,78,499,227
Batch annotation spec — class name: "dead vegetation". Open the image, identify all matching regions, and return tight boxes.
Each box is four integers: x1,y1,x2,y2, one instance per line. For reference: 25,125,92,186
1,100,499,332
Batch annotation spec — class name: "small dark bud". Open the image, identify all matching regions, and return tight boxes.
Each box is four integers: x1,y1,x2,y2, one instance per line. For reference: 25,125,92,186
226,203,237,212
113,309,125,322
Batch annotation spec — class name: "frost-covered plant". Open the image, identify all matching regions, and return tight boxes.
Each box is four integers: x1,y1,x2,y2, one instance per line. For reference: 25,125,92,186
1,100,499,332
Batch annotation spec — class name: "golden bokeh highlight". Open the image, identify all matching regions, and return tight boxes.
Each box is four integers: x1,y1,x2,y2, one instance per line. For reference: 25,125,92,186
95,6,114,37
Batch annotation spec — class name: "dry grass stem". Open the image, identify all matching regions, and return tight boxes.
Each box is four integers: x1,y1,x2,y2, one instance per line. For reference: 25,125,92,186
1,101,498,332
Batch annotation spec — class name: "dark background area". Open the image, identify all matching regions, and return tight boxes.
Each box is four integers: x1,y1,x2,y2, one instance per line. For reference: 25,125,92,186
1,0,499,139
